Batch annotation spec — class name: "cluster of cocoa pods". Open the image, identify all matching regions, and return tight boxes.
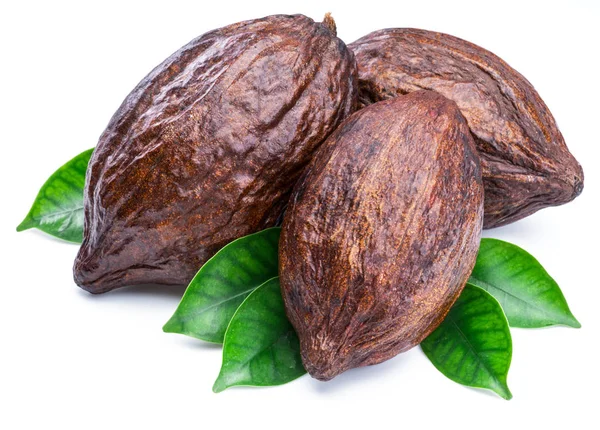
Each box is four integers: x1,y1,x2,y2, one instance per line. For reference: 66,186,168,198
74,14,583,381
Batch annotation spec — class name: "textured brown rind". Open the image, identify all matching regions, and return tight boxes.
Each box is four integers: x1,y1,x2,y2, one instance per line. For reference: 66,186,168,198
279,91,484,381
349,28,583,228
74,14,357,294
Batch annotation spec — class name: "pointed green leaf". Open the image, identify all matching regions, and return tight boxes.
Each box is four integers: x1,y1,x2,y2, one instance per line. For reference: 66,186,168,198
213,277,306,393
17,148,93,243
421,284,513,400
469,238,580,328
163,228,281,343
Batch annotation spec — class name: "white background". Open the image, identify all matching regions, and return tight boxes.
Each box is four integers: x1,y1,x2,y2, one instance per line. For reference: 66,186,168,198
1,1,598,429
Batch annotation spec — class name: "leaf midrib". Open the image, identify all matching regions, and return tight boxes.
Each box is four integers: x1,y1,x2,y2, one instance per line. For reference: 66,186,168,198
233,330,292,370
468,276,561,319
181,286,259,321
448,315,506,391
31,205,84,221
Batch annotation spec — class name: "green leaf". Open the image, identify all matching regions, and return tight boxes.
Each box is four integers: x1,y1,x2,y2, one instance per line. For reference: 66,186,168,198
213,277,306,393
17,148,93,243
163,228,281,343
469,238,580,328
421,284,513,400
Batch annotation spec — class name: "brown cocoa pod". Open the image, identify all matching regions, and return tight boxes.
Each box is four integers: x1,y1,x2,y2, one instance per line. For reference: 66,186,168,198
349,29,583,228
73,14,357,294
279,91,484,381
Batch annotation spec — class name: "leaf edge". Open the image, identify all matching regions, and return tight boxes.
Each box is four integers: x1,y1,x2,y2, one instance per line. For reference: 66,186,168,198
421,283,513,400
162,227,282,344
472,238,581,329
212,276,306,393
16,148,94,243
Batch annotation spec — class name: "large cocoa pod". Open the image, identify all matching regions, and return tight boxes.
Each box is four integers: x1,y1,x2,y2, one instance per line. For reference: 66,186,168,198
74,14,357,294
279,91,484,381
349,29,583,228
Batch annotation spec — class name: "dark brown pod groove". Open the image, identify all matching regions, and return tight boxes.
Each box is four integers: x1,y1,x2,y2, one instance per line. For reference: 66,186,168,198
349,28,583,228
279,91,484,381
74,14,357,294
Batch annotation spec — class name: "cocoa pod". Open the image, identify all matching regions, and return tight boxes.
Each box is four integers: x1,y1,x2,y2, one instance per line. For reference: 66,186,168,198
74,14,357,294
349,29,583,228
279,91,484,380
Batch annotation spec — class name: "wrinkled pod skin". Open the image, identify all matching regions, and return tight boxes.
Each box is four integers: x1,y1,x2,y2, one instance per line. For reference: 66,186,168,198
74,14,357,293
279,91,484,381
349,29,583,228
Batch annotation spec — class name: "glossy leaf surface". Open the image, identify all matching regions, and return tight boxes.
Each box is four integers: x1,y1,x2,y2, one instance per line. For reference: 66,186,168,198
469,238,580,328
17,148,93,243
163,228,280,343
421,284,513,400
213,277,305,393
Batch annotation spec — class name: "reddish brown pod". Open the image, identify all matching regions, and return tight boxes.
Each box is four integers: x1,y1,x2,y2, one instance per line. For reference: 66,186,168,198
74,14,357,294
349,29,583,228
279,91,484,381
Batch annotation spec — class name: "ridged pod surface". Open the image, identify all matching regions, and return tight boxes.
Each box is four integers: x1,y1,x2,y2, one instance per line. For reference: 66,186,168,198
349,29,583,228
74,14,357,293
279,91,484,380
